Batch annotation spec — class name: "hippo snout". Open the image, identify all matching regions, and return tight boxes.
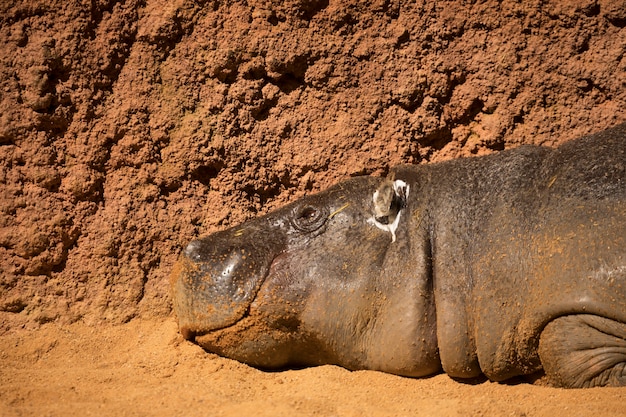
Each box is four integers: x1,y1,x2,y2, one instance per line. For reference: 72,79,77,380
171,228,282,339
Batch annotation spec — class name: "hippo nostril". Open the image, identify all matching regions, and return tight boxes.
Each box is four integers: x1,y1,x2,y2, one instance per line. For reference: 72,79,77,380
184,240,203,261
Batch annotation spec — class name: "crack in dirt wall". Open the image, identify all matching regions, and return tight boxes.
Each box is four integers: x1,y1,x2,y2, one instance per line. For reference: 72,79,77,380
1,0,625,330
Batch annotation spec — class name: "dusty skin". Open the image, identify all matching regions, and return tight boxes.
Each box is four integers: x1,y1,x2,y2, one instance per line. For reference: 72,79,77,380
1,0,626,414
1,318,625,417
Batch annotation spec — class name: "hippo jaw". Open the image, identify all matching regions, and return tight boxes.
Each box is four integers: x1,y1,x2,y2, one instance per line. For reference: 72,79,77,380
189,251,314,368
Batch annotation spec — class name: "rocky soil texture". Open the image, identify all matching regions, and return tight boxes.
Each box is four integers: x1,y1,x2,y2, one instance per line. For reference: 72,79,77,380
1,1,625,415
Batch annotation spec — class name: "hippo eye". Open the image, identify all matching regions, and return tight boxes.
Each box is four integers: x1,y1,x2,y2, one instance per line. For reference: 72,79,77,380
292,204,327,232
299,206,318,220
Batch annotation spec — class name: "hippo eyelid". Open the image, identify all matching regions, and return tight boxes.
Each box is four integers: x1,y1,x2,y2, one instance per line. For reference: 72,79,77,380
291,204,328,233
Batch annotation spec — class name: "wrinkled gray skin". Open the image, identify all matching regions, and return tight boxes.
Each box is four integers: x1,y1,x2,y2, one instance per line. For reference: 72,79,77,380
171,124,626,388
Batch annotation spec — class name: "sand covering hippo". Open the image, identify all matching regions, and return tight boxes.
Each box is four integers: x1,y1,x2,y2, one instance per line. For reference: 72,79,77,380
171,124,626,388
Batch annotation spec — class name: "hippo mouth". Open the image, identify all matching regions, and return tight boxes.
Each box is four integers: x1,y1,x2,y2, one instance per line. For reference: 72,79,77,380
178,249,302,369
171,235,281,341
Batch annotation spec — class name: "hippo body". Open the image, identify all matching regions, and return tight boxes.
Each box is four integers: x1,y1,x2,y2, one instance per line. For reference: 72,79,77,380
172,124,626,388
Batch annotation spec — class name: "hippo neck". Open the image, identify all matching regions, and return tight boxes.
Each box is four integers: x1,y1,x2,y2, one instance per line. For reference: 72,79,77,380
392,148,549,377
391,163,480,376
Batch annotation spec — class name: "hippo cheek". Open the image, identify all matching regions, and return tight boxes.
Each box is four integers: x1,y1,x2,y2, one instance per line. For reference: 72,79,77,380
171,237,280,340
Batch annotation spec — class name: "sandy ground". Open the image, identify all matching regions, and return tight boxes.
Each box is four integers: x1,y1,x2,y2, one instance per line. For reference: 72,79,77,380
2,318,625,417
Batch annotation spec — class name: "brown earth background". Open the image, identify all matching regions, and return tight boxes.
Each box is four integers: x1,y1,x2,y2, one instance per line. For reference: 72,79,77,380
1,0,625,415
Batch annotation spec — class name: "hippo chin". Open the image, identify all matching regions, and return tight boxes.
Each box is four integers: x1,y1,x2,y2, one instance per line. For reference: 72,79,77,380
171,124,626,388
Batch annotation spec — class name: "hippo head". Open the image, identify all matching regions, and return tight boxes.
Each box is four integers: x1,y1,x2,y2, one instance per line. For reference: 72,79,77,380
171,175,440,376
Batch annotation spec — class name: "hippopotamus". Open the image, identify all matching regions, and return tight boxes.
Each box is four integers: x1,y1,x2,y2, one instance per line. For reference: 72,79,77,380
171,123,626,388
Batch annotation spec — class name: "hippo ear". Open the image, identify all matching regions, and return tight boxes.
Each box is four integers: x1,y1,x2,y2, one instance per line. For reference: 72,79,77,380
373,179,408,225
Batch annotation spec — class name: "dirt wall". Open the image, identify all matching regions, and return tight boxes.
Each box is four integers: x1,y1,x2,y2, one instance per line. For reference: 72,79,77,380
1,0,625,330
